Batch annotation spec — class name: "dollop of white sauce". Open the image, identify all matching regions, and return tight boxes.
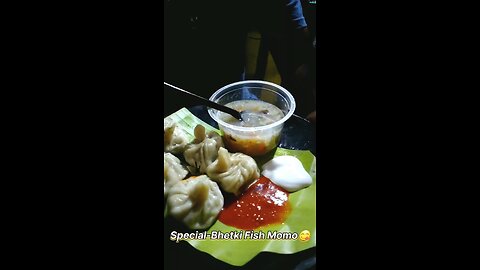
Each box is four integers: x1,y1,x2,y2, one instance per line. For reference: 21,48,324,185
261,156,312,192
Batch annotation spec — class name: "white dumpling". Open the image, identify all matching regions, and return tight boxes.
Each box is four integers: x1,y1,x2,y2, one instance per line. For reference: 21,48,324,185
164,119,188,154
167,175,224,229
183,125,224,174
164,153,188,196
206,147,260,196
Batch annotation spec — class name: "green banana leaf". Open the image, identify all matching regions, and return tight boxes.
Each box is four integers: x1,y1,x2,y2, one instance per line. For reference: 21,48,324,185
164,107,223,141
164,108,317,266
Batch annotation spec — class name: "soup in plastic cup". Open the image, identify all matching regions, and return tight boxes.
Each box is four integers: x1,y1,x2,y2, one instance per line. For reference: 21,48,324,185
208,80,296,156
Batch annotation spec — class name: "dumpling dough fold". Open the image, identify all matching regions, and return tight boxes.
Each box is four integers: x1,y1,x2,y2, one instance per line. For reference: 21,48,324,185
164,119,188,154
167,175,224,229
164,153,188,196
183,125,224,174
206,147,260,196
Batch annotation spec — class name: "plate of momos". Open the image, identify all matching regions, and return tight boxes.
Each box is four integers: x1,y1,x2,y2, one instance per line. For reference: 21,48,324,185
164,108,316,266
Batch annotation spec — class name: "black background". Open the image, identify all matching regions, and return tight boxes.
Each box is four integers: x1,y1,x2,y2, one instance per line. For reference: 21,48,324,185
4,1,465,268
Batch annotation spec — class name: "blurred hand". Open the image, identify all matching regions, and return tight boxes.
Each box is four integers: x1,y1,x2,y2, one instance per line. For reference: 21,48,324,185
306,110,316,124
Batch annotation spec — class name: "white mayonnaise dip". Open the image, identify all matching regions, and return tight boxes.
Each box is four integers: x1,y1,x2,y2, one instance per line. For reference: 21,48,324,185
261,155,312,192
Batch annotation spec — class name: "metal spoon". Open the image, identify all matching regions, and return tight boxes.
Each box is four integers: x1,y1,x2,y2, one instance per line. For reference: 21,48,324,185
163,82,243,120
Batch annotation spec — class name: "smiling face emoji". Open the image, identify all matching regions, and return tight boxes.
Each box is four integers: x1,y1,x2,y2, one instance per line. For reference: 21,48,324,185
299,230,311,241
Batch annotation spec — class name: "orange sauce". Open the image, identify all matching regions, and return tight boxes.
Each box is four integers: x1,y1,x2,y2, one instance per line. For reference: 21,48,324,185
218,176,291,230
223,134,279,156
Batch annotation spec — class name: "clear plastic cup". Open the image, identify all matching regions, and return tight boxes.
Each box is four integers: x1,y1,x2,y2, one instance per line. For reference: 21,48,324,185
208,80,296,156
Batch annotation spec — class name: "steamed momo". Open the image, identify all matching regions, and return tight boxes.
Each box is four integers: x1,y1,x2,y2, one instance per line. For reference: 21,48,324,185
164,153,188,196
167,175,224,229
206,147,260,196
183,125,224,174
164,119,188,154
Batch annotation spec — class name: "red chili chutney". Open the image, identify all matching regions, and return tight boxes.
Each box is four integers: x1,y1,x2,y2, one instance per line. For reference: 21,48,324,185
218,176,291,230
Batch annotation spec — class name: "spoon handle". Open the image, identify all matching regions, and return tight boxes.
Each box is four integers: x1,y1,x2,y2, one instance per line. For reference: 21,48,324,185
163,82,242,120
